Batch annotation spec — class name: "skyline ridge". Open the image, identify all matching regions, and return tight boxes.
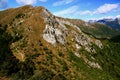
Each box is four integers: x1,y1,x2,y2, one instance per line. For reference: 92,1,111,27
0,0,120,21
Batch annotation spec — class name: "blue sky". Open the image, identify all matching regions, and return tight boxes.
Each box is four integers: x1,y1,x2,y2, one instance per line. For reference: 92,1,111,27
0,0,120,21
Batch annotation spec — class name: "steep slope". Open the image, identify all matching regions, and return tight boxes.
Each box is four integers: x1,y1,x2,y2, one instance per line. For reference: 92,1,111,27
0,5,120,80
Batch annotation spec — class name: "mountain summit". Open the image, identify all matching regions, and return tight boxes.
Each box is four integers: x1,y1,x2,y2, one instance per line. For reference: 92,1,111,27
0,5,120,80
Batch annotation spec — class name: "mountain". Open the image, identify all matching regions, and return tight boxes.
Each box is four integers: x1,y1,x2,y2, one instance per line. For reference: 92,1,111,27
0,5,120,80
89,17,120,30
70,19,120,39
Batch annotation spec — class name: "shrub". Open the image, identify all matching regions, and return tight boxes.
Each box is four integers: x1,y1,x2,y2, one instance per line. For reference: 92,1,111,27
58,51,64,57
15,13,25,18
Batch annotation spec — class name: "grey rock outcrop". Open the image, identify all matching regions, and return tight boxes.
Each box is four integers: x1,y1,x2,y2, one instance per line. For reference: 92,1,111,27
42,10,103,52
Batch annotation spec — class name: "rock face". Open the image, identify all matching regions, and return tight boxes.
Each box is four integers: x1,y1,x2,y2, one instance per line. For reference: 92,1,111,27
44,19,103,53
43,24,66,45
42,10,66,45
42,9,103,49
43,24,57,44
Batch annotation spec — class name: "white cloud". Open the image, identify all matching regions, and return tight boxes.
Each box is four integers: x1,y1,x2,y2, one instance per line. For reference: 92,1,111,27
53,6,79,16
116,15,120,18
54,6,95,19
79,10,91,15
92,15,120,21
93,3,119,14
16,0,37,5
98,16,115,20
53,0,74,6
16,0,47,5
53,3,120,19
79,3,120,15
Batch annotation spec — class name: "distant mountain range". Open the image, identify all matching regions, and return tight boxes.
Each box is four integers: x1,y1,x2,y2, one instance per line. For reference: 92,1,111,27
89,17,120,30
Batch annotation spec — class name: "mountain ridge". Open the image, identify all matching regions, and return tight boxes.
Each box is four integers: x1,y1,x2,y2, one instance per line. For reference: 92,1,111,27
0,5,120,80
89,17,120,30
